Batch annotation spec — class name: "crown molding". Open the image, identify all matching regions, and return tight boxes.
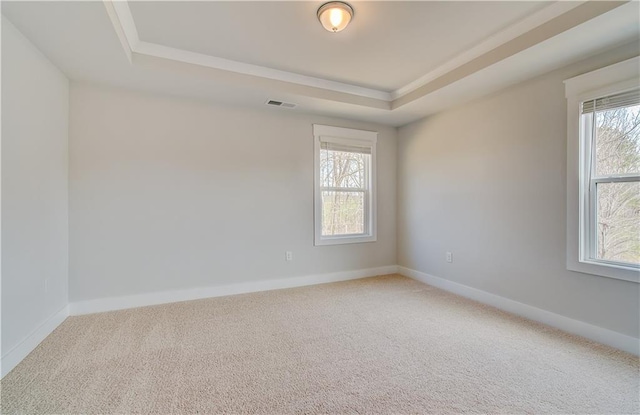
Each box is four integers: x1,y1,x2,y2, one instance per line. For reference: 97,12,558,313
103,0,628,111
102,0,133,63
130,51,391,110
392,1,628,109
135,41,392,102
107,0,391,102
390,1,586,100
110,0,139,50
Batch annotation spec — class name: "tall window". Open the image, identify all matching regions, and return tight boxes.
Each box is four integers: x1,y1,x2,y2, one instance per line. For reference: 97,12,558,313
313,125,377,245
581,90,640,267
565,57,640,283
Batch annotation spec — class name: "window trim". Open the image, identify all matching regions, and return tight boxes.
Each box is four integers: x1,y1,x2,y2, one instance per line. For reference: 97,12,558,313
564,56,640,283
313,124,377,246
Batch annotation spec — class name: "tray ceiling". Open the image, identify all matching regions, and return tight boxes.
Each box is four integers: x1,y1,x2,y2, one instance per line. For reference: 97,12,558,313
2,1,638,126
128,1,547,92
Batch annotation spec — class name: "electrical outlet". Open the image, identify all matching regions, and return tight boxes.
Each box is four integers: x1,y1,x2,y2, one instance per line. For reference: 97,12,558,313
446,252,453,263
285,251,293,261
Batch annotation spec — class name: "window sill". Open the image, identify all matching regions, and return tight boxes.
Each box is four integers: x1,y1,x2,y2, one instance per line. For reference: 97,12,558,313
567,258,639,283
315,234,377,246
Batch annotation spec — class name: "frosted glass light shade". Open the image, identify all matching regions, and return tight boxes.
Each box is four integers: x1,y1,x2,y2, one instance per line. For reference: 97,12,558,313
317,2,353,33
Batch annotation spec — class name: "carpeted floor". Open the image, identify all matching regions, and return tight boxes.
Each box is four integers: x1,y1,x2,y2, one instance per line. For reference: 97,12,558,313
1,274,638,414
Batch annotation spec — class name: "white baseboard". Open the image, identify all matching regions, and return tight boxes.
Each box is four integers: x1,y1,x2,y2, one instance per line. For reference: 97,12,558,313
69,265,399,316
6,265,633,380
398,266,639,356
1,305,69,378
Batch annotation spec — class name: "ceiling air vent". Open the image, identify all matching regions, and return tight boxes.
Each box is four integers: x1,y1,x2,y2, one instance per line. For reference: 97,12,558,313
266,99,297,109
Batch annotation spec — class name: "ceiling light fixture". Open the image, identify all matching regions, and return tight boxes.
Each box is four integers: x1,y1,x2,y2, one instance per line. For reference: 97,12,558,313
317,1,354,33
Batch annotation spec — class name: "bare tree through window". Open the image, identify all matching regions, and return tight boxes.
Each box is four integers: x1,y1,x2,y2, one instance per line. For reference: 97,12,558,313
320,148,368,236
593,104,640,265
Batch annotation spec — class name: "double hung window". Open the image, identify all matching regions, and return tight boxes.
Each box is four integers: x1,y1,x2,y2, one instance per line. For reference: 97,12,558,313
313,125,377,246
581,90,640,268
565,57,640,282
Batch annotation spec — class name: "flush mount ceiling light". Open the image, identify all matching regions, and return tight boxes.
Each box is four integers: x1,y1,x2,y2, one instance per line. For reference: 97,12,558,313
317,1,354,33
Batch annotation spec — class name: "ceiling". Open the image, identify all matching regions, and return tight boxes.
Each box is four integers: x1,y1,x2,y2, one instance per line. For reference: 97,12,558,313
128,1,546,92
2,1,639,127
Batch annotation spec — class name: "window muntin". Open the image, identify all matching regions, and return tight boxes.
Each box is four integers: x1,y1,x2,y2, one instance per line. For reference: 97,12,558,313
313,125,377,246
580,90,640,268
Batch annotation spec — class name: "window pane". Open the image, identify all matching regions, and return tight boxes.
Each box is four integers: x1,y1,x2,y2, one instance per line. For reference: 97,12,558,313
321,191,364,236
320,149,367,188
595,104,640,176
596,181,640,265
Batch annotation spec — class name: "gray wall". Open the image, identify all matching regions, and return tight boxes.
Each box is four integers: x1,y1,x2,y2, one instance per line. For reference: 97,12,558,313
3,11,636,355
1,17,69,355
397,43,640,338
69,83,397,302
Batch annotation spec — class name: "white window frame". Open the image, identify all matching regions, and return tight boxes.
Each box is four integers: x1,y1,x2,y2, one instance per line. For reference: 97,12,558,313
313,124,377,246
564,56,640,283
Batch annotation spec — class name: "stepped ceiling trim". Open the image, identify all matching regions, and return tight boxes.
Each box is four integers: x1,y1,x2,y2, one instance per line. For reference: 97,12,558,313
104,0,626,111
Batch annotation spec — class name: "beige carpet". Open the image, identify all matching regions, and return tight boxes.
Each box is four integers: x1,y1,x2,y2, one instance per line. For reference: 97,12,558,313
1,275,638,414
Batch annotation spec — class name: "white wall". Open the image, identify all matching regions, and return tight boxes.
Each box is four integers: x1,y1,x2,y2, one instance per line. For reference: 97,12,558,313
397,43,640,339
69,83,396,302
1,17,69,358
